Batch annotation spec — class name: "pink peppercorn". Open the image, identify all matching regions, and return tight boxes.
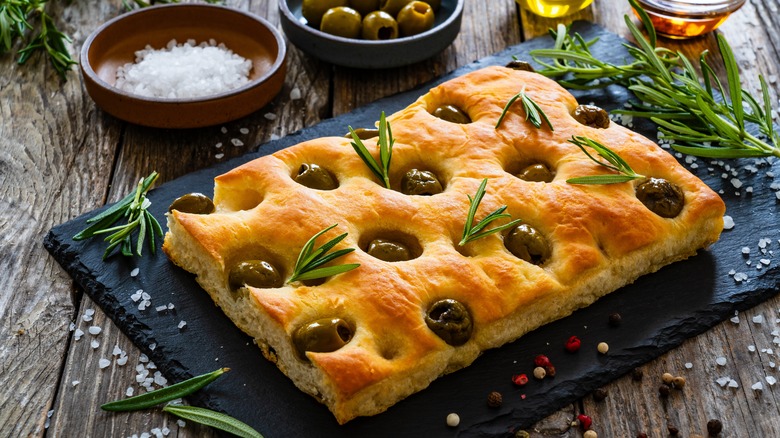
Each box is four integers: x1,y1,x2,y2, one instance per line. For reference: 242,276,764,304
512,373,529,386
565,335,581,353
534,354,551,368
577,414,593,430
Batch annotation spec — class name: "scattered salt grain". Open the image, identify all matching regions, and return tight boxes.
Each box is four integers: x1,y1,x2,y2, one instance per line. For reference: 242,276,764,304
723,215,735,229
264,112,277,121
716,376,730,387
761,259,771,266
239,127,250,135
716,356,727,366
753,315,764,324
742,247,751,255
752,381,764,391
748,345,757,352
127,386,135,397
130,267,140,277
149,343,157,351
771,362,777,368
154,371,168,386
177,419,186,427
112,345,123,356
215,153,225,159
221,126,228,134
131,290,143,302
290,87,302,100
231,138,244,147
88,326,102,335
178,321,187,330
730,314,740,323
731,178,743,188
91,339,100,349
167,303,175,310
74,328,84,341
215,142,223,149
156,305,168,313
162,427,170,436
728,379,739,388
72,380,80,387
69,322,75,331
685,362,693,369
142,292,151,301
115,39,251,99
99,358,111,369
767,376,777,386
117,356,129,366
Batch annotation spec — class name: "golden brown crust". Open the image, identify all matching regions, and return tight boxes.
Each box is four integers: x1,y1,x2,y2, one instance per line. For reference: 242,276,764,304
163,66,725,424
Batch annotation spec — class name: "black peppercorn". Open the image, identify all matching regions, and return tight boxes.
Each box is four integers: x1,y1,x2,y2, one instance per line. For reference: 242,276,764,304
707,419,723,435
668,424,679,435
632,368,644,381
659,384,671,397
545,364,556,377
592,388,608,402
487,391,503,408
608,312,622,327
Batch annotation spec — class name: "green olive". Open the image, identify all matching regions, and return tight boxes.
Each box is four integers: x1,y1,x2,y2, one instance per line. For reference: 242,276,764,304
516,163,554,183
294,163,338,190
572,104,610,129
293,317,354,359
302,0,349,28
379,0,415,16
344,127,380,140
228,260,283,290
397,1,434,37
349,0,380,16
401,168,443,195
367,238,411,262
425,299,472,346
432,104,471,124
168,193,215,214
505,60,535,72
320,7,362,39
504,224,551,265
362,11,398,40
635,177,685,218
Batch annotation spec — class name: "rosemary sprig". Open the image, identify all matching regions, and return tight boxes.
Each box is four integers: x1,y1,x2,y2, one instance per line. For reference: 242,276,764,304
459,178,522,246
349,112,393,189
566,135,645,184
529,0,780,159
288,224,360,283
496,86,554,130
0,0,76,79
73,172,164,259
163,405,263,438
101,368,229,412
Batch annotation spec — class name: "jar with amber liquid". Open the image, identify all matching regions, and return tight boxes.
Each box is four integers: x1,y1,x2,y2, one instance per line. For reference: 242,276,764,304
633,0,746,38
515,0,595,18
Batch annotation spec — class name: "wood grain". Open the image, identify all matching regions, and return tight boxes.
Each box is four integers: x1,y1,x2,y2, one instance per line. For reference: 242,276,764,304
0,0,778,437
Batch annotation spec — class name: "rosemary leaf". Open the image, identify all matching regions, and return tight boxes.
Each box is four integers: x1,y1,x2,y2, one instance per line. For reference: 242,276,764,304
101,368,229,412
459,179,522,246
163,405,263,438
288,224,360,284
349,112,393,189
566,136,645,184
496,87,554,130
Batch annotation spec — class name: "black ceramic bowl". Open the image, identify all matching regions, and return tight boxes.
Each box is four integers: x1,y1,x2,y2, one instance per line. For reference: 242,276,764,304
279,0,464,69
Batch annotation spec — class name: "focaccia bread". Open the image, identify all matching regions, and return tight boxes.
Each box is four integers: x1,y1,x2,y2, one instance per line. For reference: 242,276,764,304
163,66,725,424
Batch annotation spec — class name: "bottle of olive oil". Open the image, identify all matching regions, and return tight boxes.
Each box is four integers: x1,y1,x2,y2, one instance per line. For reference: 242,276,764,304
516,0,594,18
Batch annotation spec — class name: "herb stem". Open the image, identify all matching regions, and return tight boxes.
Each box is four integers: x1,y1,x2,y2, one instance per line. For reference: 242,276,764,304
459,178,522,246
163,405,263,438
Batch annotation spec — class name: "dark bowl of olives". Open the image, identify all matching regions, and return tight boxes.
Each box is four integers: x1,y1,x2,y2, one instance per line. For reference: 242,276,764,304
279,0,464,68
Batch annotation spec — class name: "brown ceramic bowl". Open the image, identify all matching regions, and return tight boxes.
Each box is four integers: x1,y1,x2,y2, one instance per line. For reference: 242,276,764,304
80,4,286,129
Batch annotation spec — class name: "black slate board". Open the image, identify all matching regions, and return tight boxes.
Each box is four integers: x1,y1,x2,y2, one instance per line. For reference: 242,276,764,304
45,22,780,438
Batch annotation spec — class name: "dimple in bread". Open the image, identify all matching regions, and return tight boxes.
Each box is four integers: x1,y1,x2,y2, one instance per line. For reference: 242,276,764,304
162,66,725,424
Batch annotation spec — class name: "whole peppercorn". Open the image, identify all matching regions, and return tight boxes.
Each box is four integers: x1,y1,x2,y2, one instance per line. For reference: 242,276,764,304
658,384,671,397
565,335,581,352
583,430,598,438
534,354,551,368
487,391,503,408
545,364,556,377
533,366,546,380
592,388,608,402
673,376,686,389
597,342,609,354
577,414,593,430
662,372,675,385
514,430,530,438
631,368,644,381
608,312,622,327
446,413,460,427
707,418,723,435
512,373,529,386
668,424,679,435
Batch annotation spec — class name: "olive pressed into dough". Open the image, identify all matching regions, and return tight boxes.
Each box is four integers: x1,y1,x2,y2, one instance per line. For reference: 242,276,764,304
400,169,443,195
424,299,473,346
293,317,355,359
294,163,338,190
432,104,471,124
635,177,685,218
168,193,215,215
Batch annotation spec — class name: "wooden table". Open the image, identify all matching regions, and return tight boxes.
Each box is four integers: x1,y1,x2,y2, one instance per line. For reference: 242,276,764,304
2,0,779,436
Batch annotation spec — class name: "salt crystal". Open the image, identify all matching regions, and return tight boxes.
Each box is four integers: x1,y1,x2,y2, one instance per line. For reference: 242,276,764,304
178,321,187,329
154,371,168,386
82,313,93,323
138,301,148,311
112,345,122,356
749,345,757,352
167,303,175,310
753,315,764,324
149,343,157,351
151,428,163,438
731,315,740,323
716,356,727,366
728,379,739,388
130,267,140,277
141,433,151,438
215,142,223,148
221,126,228,134
215,153,225,159
231,138,244,147
156,305,168,312
177,419,186,427
139,353,149,363
742,247,751,255
89,326,102,335
685,362,693,369
264,112,277,121
141,292,151,300
162,427,170,436
91,339,100,349
729,269,736,275
74,329,84,341
99,358,111,369
767,376,777,385
131,290,143,302
716,376,731,387
69,322,75,331
117,356,129,366
723,215,735,229
72,380,80,387
290,87,302,100
126,386,135,397
761,259,771,266
752,381,764,391
270,133,280,140
85,309,95,316
771,362,777,368
239,128,250,134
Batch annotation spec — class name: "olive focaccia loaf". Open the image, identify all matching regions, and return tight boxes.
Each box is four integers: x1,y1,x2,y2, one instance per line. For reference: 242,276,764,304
163,66,725,424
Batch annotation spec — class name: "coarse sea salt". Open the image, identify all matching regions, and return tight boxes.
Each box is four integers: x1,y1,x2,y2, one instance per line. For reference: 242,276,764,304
115,39,252,99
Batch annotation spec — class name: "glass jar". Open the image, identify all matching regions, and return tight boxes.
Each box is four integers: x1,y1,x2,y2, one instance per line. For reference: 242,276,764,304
633,0,747,38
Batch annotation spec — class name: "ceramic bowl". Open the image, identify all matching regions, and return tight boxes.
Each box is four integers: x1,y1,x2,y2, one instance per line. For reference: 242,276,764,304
279,0,463,69
80,4,286,129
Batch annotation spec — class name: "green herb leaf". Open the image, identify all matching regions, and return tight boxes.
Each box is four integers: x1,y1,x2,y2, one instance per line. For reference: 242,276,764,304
163,405,263,438
496,87,554,130
566,136,645,184
101,368,229,412
288,224,360,283
349,112,393,189
459,178,522,246
73,172,164,259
